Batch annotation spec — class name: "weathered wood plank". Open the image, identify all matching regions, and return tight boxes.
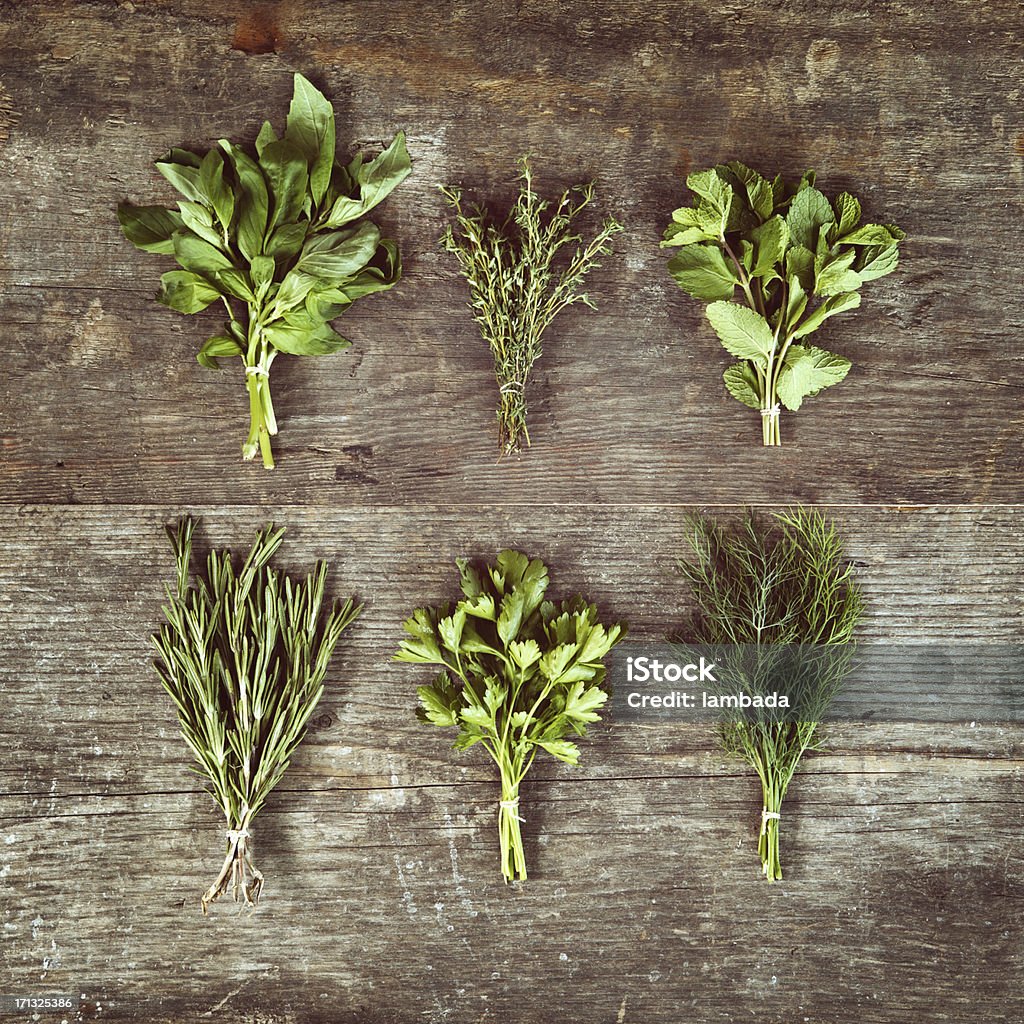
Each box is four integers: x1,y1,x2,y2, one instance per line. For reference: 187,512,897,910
1,506,1021,1022
0,1,1022,504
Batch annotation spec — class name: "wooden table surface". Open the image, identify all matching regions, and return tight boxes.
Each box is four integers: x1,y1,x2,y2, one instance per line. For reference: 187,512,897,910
1,3,1022,1022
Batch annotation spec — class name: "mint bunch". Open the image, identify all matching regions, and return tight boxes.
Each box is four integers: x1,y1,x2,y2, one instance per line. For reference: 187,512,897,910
663,164,904,445
395,550,625,882
119,73,411,468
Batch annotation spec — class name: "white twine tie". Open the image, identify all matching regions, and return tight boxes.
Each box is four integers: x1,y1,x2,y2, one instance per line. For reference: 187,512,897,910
760,405,780,419
226,828,251,844
499,798,525,822
245,365,269,378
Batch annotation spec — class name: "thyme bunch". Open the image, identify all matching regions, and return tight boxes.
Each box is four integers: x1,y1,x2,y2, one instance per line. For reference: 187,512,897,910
440,158,623,455
152,518,361,912
677,509,862,880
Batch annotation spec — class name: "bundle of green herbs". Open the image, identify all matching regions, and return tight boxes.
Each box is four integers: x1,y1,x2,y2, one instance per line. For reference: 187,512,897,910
152,518,361,912
119,73,411,468
676,509,862,880
395,550,624,881
662,163,904,445
440,158,623,455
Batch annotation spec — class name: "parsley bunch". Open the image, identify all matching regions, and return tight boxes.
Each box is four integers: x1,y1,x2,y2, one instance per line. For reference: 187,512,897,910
662,164,904,445
440,158,623,455
119,73,411,468
395,551,625,882
677,509,862,880
152,518,361,912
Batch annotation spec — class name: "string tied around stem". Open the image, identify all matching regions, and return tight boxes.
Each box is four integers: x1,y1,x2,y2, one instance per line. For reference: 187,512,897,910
760,404,781,419
245,365,270,378
499,797,525,823
760,808,781,835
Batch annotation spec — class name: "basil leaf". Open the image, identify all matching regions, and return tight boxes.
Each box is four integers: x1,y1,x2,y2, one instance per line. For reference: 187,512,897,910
666,243,736,301
285,72,335,209
259,139,309,232
776,344,851,410
197,334,244,369
155,159,205,203
177,201,224,249
172,231,235,278
296,221,380,280
199,149,234,233
219,140,269,261
326,131,412,227
705,301,775,363
117,202,182,254
264,319,351,356
255,120,278,159
213,268,256,303
265,221,308,262
158,270,221,313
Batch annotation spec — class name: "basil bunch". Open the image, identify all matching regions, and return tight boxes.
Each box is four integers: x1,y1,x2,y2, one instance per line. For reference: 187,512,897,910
662,164,904,446
119,73,411,468
395,550,625,882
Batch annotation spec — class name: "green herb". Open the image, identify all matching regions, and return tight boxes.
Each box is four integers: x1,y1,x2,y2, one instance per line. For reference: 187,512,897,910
440,158,623,455
395,550,624,881
119,73,411,468
676,509,862,880
662,164,904,445
152,518,361,912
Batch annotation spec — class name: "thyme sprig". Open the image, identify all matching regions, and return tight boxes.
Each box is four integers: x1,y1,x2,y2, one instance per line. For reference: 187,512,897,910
677,509,863,881
440,158,623,455
152,518,361,912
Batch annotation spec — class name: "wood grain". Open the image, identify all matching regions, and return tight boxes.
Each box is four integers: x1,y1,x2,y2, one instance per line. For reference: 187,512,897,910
1,506,1022,1023
0,1,1022,1022
0,1,1022,504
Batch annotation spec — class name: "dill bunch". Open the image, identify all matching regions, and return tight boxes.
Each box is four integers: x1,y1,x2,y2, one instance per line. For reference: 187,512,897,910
152,518,361,912
439,157,623,455
677,509,863,881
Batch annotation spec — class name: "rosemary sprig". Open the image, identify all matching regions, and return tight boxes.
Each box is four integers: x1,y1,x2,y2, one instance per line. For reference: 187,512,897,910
152,518,361,912
677,509,862,881
439,157,623,455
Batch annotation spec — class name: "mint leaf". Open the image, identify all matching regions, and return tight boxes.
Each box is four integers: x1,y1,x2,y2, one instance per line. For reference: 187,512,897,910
776,344,851,410
667,243,736,300
791,291,861,338
663,164,904,445
785,186,834,250
723,362,763,409
705,302,775,363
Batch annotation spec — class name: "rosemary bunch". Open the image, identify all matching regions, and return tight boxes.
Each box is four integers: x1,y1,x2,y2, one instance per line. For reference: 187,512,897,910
677,509,862,881
439,158,623,455
395,550,624,882
152,518,361,912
